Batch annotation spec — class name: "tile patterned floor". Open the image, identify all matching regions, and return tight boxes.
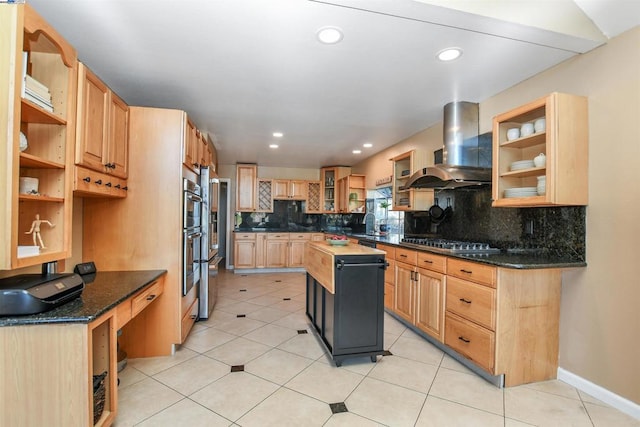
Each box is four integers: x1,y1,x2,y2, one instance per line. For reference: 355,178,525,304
114,269,639,426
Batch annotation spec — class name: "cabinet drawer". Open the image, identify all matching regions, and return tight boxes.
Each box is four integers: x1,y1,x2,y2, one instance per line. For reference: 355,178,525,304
377,244,395,260
445,312,495,373
395,247,417,265
116,299,132,330
131,280,164,318
446,276,496,330
181,297,199,343
447,258,496,288
417,252,446,273
234,233,256,240
74,166,128,198
289,233,311,241
267,233,289,240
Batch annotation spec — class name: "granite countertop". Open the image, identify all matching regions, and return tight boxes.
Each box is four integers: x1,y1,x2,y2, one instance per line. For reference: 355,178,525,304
0,270,167,327
349,233,586,270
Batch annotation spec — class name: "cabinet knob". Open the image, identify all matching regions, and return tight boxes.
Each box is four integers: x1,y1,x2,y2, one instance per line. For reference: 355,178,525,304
190,315,197,320
105,182,112,187
82,177,91,183
115,184,121,189
95,179,102,185
123,186,128,191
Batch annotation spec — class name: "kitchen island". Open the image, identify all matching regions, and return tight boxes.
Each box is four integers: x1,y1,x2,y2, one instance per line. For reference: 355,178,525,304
0,270,166,427
304,241,387,366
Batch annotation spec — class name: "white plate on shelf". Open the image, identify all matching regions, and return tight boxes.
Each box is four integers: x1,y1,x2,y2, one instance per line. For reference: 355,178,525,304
510,160,535,171
505,187,538,198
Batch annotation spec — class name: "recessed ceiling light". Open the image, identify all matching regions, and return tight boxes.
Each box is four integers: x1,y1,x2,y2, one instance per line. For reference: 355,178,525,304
272,132,283,138
317,26,343,44
363,143,373,148
352,149,361,154
437,47,463,62
269,144,279,149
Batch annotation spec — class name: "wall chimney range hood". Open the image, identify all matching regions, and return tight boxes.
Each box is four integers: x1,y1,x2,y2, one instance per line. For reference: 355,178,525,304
404,101,492,189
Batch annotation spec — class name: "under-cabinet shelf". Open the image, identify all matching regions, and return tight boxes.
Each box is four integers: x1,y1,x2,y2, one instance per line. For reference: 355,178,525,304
500,166,546,178
18,194,64,203
499,132,545,149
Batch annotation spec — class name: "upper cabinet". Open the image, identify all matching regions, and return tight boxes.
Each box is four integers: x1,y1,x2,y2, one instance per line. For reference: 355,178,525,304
492,92,588,207
236,163,257,211
391,150,432,211
74,62,129,197
273,179,307,200
338,174,366,213
305,181,322,213
321,166,350,213
0,4,77,269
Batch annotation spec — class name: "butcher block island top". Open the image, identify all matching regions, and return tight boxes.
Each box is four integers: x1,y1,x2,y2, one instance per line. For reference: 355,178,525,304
305,241,385,294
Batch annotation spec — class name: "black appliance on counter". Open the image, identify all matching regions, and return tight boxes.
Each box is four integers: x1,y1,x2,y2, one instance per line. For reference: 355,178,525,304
0,273,84,316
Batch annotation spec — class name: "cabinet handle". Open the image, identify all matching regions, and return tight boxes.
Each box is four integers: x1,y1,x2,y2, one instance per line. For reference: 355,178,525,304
146,294,156,301
82,177,91,183
115,184,121,189
423,260,433,264
460,269,473,274
459,298,472,304
105,182,112,187
458,336,471,343
123,186,128,191
95,179,102,185
399,254,408,258
190,315,197,320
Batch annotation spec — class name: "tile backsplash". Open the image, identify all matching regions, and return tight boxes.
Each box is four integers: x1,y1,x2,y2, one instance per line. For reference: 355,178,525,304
404,186,585,260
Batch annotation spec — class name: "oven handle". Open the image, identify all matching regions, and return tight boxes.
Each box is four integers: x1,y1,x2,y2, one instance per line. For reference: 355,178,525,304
186,232,203,240
187,193,203,203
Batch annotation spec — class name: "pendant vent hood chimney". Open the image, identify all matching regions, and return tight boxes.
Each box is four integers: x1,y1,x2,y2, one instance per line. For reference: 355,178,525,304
403,101,492,189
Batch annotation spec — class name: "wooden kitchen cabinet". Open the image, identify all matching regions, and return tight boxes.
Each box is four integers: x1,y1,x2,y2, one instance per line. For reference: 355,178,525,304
391,150,432,211
254,232,267,268
257,178,273,212
377,244,396,310
236,163,257,211
288,233,311,268
0,3,76,269
339,174,366,213
273,179,307,200
321,166,350,213
75,62,130,197
265,233,289,268
394,260,416,323
234,232,256,268
183,119,199,173
305,181,322,213
492,92,588,207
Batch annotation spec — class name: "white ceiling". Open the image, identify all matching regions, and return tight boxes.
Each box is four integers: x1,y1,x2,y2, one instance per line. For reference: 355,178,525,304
27,0,640,169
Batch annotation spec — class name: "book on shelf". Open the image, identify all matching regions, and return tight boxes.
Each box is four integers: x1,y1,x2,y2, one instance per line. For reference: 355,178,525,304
25,86,52,105
25,76,51,100
23,92,54,113
17,246,40,258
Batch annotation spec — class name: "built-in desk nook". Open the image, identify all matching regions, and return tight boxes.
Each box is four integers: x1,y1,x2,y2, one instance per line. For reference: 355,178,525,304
0,270,166,427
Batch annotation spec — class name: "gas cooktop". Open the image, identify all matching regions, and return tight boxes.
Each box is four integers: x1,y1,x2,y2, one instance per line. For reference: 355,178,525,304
400,237,501,254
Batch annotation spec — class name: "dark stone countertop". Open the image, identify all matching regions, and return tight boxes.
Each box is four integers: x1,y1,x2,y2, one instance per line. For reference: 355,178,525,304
350,233,586,270
0,270,167,327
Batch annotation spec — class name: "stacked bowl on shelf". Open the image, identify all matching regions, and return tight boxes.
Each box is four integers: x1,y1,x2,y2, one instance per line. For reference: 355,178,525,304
504,187,538,198
510,159,535,171
537,176,546,195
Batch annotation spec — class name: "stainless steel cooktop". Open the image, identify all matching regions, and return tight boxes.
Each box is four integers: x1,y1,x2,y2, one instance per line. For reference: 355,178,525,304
400,237,501,254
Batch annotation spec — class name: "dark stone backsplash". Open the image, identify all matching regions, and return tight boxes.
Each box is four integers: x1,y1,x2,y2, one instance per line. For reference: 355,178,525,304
404,186,585,261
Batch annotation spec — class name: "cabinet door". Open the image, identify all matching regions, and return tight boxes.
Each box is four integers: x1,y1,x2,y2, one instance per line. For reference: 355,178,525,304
394,261,415,323
290,180,307,199
305,181,322,213
183,120,198,172
255,233,266,268
272,179,289,199
107,92,129,179
415,267,446,342
384,258,396,310
236,164,257,211
265,239,288,267
77,64,108,172
257,178,273,212
234,240,256,268
288,237,309,267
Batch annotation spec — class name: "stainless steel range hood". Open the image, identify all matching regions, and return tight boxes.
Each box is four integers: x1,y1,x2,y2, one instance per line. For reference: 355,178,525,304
404,101,492,189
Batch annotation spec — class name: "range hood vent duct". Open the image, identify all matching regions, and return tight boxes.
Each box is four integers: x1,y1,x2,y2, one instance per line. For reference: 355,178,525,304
404,101,492,190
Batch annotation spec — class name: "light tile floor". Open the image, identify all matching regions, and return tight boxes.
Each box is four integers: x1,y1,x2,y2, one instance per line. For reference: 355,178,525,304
114,269,639,426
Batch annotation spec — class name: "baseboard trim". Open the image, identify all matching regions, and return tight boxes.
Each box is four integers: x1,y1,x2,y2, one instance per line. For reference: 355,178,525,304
557,367,640,420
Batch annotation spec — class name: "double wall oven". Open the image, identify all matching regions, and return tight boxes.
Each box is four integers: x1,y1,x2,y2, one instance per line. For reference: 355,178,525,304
183,178,202,296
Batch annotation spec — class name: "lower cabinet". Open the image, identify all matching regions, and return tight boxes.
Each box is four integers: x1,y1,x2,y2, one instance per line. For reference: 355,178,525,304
288,233,311,267
265,233,289,268
234,232,320,270
181,297,199,343
234,233,256,268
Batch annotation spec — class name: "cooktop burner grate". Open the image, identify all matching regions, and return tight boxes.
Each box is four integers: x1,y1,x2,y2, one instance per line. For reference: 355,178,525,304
400,237,501,254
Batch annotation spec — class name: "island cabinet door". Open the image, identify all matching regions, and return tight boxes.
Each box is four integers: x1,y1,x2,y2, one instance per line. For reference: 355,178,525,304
305,274,324,335
327,255,385,355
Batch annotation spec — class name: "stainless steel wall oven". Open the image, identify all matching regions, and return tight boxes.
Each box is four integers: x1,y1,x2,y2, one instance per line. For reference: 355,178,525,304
183,178,202,296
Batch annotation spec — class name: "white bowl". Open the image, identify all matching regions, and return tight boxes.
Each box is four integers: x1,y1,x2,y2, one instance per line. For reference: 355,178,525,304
506,128,520,141
534,118,546,132
521,123,534,137
19,177,39,194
